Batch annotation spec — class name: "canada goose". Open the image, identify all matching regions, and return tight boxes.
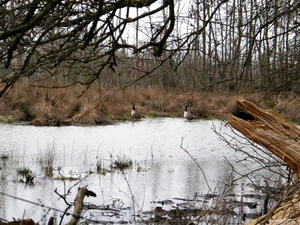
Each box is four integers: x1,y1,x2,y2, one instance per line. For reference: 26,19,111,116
131,103,145,119
184,103,197,120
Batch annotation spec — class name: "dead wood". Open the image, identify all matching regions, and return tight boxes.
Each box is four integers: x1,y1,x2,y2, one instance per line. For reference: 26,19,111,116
228,99,300,180
246,196,300,225
66,186,96,225
228,99,300,224
0,219,35,225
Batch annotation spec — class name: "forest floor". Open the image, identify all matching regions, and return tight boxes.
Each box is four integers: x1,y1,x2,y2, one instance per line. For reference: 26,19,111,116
1,82,300,125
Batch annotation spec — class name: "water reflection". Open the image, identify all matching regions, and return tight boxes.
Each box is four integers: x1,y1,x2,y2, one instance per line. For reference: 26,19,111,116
0,118,281,224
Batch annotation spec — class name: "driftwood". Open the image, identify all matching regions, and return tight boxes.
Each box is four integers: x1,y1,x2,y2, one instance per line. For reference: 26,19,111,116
66,186,96,225
228,99,300,180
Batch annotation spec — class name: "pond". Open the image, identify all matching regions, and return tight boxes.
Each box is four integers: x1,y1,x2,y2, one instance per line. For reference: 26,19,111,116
0,118,283,224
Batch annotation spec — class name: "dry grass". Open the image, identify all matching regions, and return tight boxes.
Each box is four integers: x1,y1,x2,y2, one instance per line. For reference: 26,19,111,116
1,82,300,125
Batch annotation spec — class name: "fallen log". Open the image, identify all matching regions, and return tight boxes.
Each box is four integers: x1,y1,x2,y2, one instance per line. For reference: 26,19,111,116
228,99,300,180
228,99,300,224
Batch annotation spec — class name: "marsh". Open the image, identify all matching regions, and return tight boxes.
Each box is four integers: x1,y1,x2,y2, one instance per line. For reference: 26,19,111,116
0,118,284,224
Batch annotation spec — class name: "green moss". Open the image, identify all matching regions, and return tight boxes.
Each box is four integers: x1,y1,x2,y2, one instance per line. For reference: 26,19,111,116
0,115,15,123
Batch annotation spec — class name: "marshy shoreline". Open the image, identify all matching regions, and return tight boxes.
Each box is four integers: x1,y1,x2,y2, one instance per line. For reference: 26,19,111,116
1,83,300,126
1,84,300,224
0,118,272,225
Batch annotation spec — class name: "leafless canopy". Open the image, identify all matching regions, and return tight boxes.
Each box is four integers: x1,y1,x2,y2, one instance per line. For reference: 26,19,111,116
0,0,300,96
0,0,176,94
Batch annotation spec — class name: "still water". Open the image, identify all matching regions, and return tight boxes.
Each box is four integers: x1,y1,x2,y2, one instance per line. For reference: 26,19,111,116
0,118,279,224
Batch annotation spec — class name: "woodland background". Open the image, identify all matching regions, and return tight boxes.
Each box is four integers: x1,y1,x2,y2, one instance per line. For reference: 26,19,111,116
0,0,299,123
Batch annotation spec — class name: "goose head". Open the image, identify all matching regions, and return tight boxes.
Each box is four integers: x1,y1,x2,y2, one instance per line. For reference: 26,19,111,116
184,103,188,112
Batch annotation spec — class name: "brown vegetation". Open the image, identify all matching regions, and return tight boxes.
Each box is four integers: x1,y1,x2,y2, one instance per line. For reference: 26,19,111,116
1,82,300,126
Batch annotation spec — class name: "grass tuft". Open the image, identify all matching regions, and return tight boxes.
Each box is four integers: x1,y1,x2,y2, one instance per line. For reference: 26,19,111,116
38,147,55,177
19,104,35,121
96,157,111,174
0,153,9,160
17,167,35,184
114,157,133,170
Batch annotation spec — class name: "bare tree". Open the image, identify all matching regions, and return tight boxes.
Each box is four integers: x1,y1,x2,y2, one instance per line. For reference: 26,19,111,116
0,0,175,96
0,0,299,96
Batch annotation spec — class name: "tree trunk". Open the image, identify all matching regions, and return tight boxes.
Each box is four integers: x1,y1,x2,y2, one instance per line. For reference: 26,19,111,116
228,99,300,180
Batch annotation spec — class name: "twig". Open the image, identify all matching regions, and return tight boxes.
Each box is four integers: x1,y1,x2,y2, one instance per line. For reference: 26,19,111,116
180,137,213,193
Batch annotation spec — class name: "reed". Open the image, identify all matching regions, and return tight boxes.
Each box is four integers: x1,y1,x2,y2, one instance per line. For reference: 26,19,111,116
38,146,56,178
1,82,300,125
96,157,111,174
